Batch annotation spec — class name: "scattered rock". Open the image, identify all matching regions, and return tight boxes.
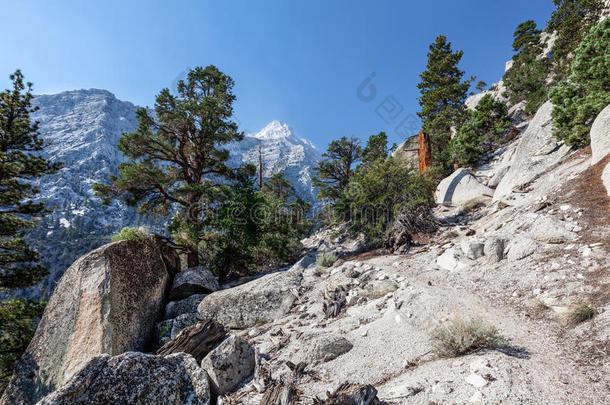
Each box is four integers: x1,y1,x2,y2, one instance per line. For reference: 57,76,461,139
169,266,219,301
197,254,314,328
303,335,353,363
460,238,485,260
359,280,399,300
37,352,210,405
590,104,610,165
507,236,538,261
436,248,470,271
1,237,178,405
435,168,494,205
484,237,505,263
465,373,488,388
201,335,255,395
530,216,577,244
487,165,510,188
165,294,207,319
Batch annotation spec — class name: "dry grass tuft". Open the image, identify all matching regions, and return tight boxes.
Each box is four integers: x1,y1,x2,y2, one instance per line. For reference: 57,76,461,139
430,317,505,358
564,301,596,326
317,253,338,268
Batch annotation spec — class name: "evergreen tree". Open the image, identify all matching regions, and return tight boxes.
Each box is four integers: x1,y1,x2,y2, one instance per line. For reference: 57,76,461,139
0,70,60,390
547,0,604,77
312,136,361,202
361,131,388,167
261,172,296,201
94,66,243,266
550,17,610,146
503,20,550,115
417,35,473,172
475,81,487,93
449,95,513,166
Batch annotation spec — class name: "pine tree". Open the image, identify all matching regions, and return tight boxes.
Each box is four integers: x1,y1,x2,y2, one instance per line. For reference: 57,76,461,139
550,17,610,146
417,35,473,172
449,95,513,166
94,66,243,266
312,136,361,202
547,0,604,77
0,70,60,390
361,131,388,166
503,20,550,115
475,81,487,93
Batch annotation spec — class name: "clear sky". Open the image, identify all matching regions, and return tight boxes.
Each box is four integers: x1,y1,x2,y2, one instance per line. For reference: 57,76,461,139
0,0,555,150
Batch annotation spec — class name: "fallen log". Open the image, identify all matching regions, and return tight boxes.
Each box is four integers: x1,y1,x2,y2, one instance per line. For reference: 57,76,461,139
156,320,226,362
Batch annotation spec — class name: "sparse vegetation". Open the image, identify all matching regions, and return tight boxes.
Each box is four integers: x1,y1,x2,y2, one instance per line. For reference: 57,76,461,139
111,227,148,242
430,317,505,357
461,198,488,213
564,300,596,325
317,253,338,268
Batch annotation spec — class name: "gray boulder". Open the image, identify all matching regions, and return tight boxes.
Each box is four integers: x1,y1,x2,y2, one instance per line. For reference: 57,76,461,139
1,236,177,405
484,237,505,263
197,254,315,329
435,168,494,205
436,248,470,272
157,313,201,347
169,266,219,301
302,335,353,363
460,238,485,260
506,236,538,261
359,280,398,300
487,165,510,189
165,294,207,319
591,104,610,165
37,352,210,405
494,101,571,200
530,216,577,244
201,335,255,395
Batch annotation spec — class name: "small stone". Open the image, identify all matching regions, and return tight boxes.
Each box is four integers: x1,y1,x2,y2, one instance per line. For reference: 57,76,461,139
469,390,484,405
466,373,488,388
360,329,368,337
560,204,571,211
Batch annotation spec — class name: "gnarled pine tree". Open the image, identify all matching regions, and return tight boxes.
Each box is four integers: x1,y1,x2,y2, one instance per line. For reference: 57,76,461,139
94,66,243,266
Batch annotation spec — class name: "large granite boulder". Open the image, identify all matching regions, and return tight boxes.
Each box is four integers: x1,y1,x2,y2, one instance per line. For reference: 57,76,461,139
530,216,577,244
435,168,494,205
165,294,207,320
201,335,255,395
169,266,219,301
494,101,571,200
591,104,610,165
197,254,315,329
37,352,210,405
1,236,178,405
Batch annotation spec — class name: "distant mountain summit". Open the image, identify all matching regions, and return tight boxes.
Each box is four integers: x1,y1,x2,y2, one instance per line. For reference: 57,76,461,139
228,120,322,204
15,90,321,300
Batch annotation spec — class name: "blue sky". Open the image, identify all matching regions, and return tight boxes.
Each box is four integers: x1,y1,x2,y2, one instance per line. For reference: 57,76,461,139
0,0,554,150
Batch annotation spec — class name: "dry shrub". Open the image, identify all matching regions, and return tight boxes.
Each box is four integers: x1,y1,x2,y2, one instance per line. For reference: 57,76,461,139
430,317,505,358
564,301,595,326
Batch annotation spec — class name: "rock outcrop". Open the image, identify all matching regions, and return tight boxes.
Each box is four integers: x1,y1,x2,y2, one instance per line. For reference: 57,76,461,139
201,335,255,395
435,168,494,205
36,352,211,405
197,254,315,329
1,236,178,405
590,104,610,165
494,101,571,200
168,266,219,301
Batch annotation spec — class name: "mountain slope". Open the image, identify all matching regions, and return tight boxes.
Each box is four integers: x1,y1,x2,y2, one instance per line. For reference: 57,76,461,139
16,90,320,300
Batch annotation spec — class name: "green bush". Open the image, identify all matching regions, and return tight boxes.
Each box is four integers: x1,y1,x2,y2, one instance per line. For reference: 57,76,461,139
550,18,610,146
338,157,434,246
317,253,338,268
111,227,148,242
430,317,505,357
450,94,513,166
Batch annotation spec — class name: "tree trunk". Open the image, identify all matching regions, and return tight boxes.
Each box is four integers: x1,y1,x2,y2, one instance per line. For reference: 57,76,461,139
187,250,199,267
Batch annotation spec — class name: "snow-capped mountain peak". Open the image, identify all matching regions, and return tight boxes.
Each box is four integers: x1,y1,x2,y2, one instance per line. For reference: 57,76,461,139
252,120,292,140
